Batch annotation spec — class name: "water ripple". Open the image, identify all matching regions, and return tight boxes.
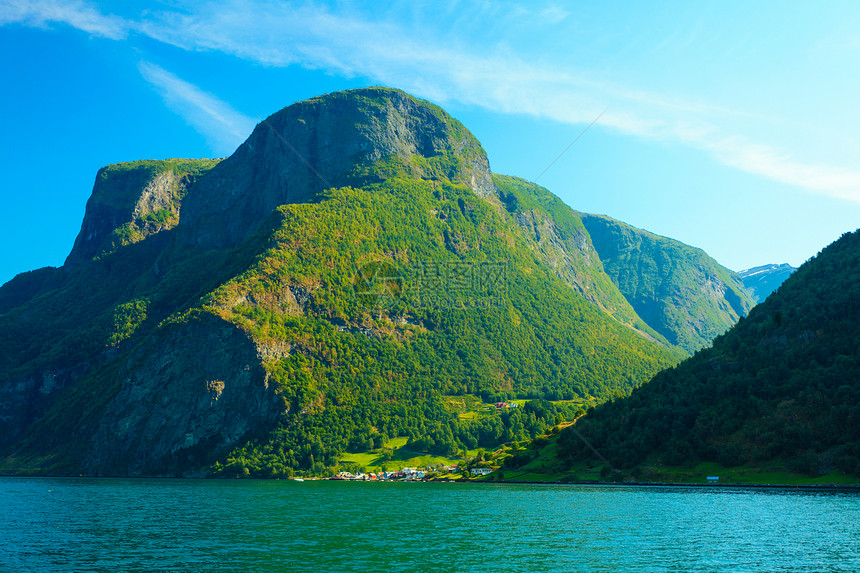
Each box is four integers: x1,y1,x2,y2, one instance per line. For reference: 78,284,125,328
2,479,859,572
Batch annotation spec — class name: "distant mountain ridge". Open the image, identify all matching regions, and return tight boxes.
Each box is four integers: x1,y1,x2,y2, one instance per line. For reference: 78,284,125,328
578,213,755,353
738,263,796,303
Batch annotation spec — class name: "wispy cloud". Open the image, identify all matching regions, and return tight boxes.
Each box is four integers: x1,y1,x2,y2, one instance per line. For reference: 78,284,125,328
4,0,860,203
0,0,128,39
0,1,252,154
132,1,860,202
702,137,860,204
137,61,256,156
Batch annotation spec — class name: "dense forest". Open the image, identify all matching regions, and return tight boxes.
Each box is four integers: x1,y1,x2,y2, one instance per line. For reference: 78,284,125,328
203,176,677,477
558,229,860,477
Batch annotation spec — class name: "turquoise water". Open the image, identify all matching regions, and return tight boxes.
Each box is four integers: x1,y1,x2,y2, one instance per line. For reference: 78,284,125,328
2,478,859,572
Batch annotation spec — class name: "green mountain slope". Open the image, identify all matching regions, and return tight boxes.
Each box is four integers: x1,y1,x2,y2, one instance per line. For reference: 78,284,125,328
579,213,755,353
494,175,672,347
556,228,860,478
0,88,680,477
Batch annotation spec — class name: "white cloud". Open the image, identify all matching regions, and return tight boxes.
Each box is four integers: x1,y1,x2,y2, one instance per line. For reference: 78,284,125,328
129,1,860,203
5,0,860,203
539,5,570,24
137,61,256,156
702,137,860,204
0,0,128,39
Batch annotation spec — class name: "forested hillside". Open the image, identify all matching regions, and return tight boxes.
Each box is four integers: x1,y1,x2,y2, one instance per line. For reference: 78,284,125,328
557,229,860,477
494,175,671,346
0,88,680,477
579,213,755,353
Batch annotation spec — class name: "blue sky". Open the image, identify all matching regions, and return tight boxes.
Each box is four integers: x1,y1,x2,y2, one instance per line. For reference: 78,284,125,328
2,1,860,286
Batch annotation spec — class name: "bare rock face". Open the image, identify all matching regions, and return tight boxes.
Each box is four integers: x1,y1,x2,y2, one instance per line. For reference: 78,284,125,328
181,87,497,248
83,313,284,476
62,89,497,257
0,364,87,450
65,159,219,265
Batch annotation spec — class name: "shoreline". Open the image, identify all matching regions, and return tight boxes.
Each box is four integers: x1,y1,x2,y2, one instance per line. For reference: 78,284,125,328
482,479,860,491
3,473,860,491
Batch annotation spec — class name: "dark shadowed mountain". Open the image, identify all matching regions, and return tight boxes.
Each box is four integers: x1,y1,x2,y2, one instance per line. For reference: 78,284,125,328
557,228,860,478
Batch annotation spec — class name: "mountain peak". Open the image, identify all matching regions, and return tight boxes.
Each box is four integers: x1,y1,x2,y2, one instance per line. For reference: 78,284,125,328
180,87,497,247
738,262,797,303
64,158,221,266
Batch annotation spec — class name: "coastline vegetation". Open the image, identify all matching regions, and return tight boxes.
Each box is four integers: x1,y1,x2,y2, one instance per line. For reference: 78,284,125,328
524,229,860,484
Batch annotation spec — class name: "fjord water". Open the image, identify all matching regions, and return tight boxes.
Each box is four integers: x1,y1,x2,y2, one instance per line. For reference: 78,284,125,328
3,478,859,572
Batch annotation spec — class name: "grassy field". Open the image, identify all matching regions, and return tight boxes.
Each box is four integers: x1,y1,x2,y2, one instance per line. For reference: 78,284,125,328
443,395,497,421
442,395,591,422
339,436,474,472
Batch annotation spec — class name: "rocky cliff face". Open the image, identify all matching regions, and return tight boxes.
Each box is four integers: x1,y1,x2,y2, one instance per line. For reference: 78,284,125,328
65,159,220,265
0,362,88,449
181,87,497,248
83,314,284,476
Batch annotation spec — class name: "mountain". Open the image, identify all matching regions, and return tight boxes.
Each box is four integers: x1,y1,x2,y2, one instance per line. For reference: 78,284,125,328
493,176,671,346
64,159,222,266
578,213,755,353
555,229,860,479
0,87,684,477
178,88,497,249
738,263,797,303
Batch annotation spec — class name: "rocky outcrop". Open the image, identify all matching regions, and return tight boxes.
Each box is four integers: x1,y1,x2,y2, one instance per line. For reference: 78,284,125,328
65,159,219,265
83,313,284,476
0,363,88,451
180,87,497,248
